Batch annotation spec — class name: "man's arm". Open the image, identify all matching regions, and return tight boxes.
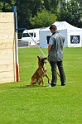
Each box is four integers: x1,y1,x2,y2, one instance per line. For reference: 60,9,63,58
48,44,52,54
48,37,53,54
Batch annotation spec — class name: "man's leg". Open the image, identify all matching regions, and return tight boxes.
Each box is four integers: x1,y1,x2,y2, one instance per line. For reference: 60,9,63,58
50,61,57,86
57,61,66,86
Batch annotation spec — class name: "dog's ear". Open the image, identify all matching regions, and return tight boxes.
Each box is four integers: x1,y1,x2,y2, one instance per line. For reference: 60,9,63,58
43,57,47,60
42,57,47,63
37,56,40,60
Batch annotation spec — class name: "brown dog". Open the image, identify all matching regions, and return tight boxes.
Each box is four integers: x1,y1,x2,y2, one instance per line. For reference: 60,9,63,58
30,56,50,86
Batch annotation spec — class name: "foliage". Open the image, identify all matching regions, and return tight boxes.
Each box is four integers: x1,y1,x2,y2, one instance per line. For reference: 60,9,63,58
75,0,82,4
0,47,82,124
30,9,57,28
0,0,15,11
16,0,58,28
58,0,82,28
43,0,58,13
0,0,82,28
15,0,43,28
0,0,58,28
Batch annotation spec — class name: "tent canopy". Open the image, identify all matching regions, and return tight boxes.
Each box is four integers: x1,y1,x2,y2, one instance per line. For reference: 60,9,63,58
53,21,81,30
40,21,82,48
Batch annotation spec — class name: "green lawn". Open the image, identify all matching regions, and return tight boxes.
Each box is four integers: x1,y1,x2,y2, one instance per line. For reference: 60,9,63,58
0,47,82,124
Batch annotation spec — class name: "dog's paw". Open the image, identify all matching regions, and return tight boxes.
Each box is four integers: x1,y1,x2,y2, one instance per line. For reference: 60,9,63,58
42,84,45,86
25,84,31,86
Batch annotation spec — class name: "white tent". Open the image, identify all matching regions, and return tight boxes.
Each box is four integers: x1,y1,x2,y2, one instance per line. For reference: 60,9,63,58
39,21,82,48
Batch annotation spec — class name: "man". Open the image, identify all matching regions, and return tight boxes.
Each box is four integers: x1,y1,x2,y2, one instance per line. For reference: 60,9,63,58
48,25,66,87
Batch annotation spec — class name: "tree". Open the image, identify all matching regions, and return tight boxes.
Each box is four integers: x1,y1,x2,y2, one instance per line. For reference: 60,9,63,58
75,0,82,4
15,0,43,29
30,9,57,28
16,0,59,28
0,0,43,28
43,0,58,13
0,0,59,28
0,0,15,12
58,0,82,28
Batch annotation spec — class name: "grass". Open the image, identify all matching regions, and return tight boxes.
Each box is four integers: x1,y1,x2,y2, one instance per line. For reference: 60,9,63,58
0,47,82,124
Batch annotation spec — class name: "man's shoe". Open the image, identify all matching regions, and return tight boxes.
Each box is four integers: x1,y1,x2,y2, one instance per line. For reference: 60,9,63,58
61,84,66,86
48,84,56,88
48,84,52,88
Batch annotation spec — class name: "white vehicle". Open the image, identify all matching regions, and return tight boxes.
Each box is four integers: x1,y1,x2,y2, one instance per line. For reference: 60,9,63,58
21,28,40,45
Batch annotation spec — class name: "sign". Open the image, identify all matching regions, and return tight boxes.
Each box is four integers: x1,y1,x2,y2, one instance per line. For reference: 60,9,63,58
70,35,80,44
46,36,50,44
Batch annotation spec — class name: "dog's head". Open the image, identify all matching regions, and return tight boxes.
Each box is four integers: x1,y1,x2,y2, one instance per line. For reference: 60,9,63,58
37,56,47,63
37,56,47,67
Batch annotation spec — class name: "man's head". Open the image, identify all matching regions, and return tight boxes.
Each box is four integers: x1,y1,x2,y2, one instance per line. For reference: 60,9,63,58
49,25,57,33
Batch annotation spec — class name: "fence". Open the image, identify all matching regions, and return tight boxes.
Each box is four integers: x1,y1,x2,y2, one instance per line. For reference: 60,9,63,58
0,12,19,83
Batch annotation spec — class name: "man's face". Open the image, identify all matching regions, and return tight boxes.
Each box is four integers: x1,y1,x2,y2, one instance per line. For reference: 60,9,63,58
50,29,55,33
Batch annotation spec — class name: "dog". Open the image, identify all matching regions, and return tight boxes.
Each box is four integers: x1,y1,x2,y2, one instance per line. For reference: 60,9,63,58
30,56,50,86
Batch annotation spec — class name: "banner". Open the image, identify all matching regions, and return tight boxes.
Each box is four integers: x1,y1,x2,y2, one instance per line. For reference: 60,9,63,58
70,35,80,44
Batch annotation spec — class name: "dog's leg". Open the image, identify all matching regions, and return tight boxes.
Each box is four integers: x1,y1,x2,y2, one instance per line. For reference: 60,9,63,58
41,78,45,86
38,78,45,86
44,74,50,84
30,78,37,86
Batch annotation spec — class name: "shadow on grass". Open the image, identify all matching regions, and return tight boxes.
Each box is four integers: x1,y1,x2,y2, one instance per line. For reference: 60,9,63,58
0,81,65,92
19,84,48,89
9,83,48,90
